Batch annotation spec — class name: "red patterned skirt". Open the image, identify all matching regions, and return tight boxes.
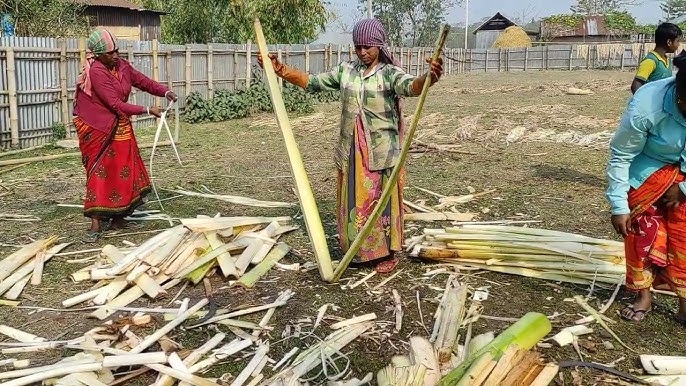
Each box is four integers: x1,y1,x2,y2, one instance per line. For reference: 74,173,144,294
75,116,151,219
626,164,686,298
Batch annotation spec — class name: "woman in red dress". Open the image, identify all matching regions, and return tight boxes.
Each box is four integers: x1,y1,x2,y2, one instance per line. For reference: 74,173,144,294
74,29,177,242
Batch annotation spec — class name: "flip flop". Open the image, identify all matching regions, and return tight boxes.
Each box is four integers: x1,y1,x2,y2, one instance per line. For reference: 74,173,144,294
619,305,651,322
83,231,102,244
375,257,400,274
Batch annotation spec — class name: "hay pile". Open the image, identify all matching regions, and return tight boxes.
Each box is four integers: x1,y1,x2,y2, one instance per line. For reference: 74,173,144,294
492,26,532,48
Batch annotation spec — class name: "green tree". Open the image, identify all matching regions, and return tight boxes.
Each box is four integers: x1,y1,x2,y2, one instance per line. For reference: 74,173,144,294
137,0,333,44
359,0,458,47
570,0,637,15
0,0,88,37
661,0,686,20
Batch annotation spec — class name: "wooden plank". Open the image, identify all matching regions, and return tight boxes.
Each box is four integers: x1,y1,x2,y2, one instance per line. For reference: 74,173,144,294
78,37,87,68
233,47,239,88
166,50,173,91
6,48,19,148
58,39,70,137
524,48,529,71
569,45,574,70
127,42,137,106
152,39,160,107
277,48,283,88
305,44,310,73
484,50,489,73
246,40,252,88
185,45,192,97
208,45,214,98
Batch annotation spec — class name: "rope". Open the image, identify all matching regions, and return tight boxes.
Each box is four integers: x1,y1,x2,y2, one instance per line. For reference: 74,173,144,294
149,101,182,210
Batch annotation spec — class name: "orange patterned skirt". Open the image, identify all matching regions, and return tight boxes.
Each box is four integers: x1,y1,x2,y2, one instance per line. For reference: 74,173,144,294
626,164,686,298
75,116,151,219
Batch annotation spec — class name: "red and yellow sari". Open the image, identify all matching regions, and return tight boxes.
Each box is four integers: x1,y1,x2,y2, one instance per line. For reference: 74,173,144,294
627,164,686,298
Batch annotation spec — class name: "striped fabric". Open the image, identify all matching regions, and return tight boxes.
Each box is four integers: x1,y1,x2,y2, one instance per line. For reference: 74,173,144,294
77,28,118,97
307,60,415,171
87,28,118,55
352,18,399,67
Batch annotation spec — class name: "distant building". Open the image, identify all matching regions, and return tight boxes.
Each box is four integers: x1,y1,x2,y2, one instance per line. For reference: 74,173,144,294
73,0,165,41
541,15,635,43
473,12,539,49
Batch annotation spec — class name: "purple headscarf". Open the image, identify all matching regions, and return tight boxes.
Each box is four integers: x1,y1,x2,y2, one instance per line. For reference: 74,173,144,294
352,18,400,67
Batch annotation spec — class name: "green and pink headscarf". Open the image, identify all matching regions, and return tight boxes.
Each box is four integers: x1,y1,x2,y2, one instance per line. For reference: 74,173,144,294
77,28,118,96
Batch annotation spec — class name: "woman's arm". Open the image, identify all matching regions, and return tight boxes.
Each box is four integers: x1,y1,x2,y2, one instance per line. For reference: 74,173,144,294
258,53,341,91
129,65,169,98
91,65,147,116
388,58,444,97
606,105,651,215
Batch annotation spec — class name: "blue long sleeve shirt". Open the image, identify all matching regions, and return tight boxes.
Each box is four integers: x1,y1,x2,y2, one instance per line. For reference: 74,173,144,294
606,77,686,215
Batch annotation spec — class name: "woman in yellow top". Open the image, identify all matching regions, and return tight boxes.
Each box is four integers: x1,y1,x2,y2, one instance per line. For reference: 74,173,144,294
631,23,682,94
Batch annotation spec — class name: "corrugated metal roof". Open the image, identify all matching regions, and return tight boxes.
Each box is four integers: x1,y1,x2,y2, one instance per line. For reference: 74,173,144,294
541,15,625,38
72,0,142,10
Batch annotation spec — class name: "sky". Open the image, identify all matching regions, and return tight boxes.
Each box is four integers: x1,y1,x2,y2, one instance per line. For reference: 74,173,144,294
316,1,663,43
324,0,663,29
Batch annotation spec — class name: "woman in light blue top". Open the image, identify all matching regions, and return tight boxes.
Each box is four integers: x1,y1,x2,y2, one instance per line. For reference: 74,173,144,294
606,55,686,324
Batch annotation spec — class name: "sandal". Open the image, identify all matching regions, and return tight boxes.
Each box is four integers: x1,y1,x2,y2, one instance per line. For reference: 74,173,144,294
620,305,652,322
83,231,102,244
375,257,400,274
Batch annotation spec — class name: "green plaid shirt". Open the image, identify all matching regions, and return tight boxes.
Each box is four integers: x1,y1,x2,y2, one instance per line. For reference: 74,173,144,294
306,60,417,171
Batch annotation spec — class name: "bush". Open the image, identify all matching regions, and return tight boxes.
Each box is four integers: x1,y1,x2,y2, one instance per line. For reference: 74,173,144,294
184,83,340,124
51,122,67,140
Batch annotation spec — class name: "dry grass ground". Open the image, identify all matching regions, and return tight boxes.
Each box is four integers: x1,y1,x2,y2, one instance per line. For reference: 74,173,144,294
0,69,682,385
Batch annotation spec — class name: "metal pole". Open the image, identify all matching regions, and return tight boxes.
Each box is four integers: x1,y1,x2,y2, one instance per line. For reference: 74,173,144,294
367,0,372,18
464,0,469,49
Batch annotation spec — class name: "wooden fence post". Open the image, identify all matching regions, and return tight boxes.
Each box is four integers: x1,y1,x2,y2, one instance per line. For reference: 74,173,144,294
233,47,239,90
524,47,529,71
545,45,550,70
152,39,160,107
469,49,473,73
568,45,574,70
498,49,502,72
78,37,86,67
349,44,354,62
166,50,173,91
406,48,411,73
246,40,252,88
185,45,192,96
484,50,489,72
6,47,19,148
59,39,70,137
305,44,310,73
327,44,333,70
277,48,283,88
620,45,626,70
337,45,341,65
207,45,214,99
125,42,137,106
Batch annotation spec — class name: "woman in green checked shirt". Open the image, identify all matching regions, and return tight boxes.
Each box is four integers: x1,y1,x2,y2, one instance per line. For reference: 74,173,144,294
259,19,443,273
